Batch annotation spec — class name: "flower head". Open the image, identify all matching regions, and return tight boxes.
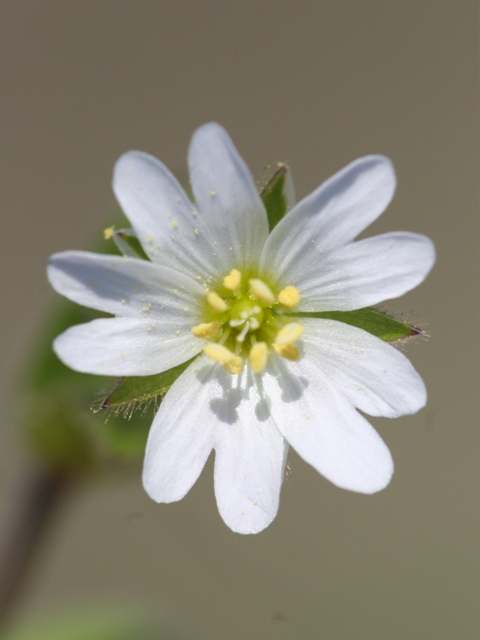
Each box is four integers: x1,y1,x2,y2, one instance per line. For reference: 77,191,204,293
48,123,435,534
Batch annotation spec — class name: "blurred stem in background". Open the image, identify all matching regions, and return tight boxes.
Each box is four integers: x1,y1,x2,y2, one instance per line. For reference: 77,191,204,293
0,468,73,633
0,223,152,636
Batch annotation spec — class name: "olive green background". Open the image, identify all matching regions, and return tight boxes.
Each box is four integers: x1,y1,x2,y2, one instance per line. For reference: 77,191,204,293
0,2,478,638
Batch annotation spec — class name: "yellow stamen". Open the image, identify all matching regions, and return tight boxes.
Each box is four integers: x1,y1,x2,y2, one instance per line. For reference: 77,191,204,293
103,225,115,240
278,285,301,308
223,269,242,291
191,321,220,338
204,343,243,374
275,322,304,345
224,355,243,375
249,342,268,373
207,291,228,312
204,343,234,364
273,343,301,360
249,278,276,304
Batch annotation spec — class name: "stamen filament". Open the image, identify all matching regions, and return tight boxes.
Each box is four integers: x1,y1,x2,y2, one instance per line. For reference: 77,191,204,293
218,326,231,345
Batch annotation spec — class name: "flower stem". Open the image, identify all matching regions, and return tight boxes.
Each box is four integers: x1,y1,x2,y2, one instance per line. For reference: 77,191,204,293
0,466,74,634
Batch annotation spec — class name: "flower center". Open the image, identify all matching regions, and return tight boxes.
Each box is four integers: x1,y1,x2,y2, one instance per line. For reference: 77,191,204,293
229,300,264,342
192,269,303,375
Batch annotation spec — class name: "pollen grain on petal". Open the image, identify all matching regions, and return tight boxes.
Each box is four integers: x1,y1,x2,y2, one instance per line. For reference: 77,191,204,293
278,285,301,308
249,278,276,304
191,321,221,338
223,268,242,291
249,342,268,373
103,225,115,240
207,291,228,312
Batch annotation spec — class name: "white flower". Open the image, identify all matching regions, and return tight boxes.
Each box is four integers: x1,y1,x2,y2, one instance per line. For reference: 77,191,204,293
48,123,435,534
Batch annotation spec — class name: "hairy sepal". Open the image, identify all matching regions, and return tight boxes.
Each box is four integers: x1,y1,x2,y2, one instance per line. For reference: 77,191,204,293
101,357,197,411
288,307,421,342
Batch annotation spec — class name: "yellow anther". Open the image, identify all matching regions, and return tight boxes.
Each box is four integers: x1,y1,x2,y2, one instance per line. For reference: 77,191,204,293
249,342,268,374
207,291,228,312
278,285,301,308
224,355,243,375
191,321,221,338
103,225,115,240
204,343,243,374
249,279,276,304
275,322,304,345
204,343,234,364
273,343,301,361
223,269,242,291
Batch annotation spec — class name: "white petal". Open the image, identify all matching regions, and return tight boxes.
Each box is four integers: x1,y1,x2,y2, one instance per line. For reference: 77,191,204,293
264,356,394,493
113,150,221,282
143,358,286,534
143,360,215,503
300,318,427,417
48,251,205,316
188,123,269,273
54,316,199,376
260,155,396,282
292,232,436,311
212,367,286,534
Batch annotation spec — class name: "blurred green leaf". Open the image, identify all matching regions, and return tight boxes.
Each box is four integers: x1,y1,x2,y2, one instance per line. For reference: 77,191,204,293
25,397,96,473
289,307,421,342
3,608,176,640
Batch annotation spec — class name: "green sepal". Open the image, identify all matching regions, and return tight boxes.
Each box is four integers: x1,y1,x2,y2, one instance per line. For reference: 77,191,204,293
261,164,293,232
101,356,198,409
112,228,149,260
288,307,421,342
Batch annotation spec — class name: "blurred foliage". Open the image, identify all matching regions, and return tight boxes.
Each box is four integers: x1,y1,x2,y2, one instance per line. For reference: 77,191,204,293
20,218,152,477
2,608,181,640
